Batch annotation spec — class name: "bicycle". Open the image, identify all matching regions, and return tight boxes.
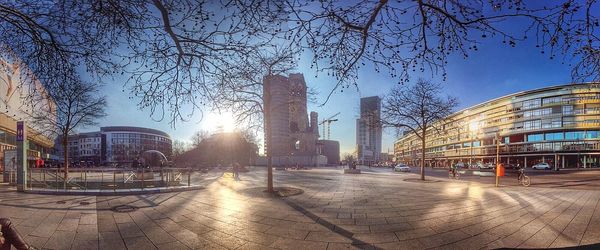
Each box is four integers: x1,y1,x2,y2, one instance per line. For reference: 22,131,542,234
448,169,460,180
517,169,530,187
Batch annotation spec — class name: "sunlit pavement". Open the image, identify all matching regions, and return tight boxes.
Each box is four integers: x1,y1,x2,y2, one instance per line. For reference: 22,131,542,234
1,167,600,249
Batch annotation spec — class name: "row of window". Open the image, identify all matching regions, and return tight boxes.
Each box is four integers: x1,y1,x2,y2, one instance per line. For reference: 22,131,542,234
527,131,599,142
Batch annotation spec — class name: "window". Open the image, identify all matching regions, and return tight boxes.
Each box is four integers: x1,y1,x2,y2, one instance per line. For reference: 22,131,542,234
562,116,575,126
542,118,561,128
545,132,564,141
523,108,552,118
542,96,562,105
586,131,599,139
527,134,544,142
565,131,585,140
523,99,541,109
524,120,541,130
563,105,574,115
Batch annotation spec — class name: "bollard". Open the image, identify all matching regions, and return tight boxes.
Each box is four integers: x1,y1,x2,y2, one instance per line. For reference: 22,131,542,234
113,171,116,191
55,169,59,190
141,168,145,190
188,168,191,187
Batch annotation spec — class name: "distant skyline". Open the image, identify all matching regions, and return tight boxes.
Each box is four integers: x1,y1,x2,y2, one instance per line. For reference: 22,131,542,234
81,30,574,156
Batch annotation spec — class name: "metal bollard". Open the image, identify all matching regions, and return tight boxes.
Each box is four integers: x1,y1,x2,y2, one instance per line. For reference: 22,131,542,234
141,168,145,190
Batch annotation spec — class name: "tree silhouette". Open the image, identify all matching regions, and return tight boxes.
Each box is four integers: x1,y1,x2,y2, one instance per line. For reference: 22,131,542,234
1,0,598,126
382,79,458,181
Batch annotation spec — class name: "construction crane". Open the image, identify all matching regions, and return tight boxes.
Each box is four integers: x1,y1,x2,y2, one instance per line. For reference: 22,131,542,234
319,112,340,140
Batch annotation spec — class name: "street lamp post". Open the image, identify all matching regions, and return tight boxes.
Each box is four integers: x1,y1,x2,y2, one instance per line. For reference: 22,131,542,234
495,132,500,187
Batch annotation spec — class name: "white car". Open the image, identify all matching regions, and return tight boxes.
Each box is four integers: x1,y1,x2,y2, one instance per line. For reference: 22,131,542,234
394,164,411,172
532,162,551,170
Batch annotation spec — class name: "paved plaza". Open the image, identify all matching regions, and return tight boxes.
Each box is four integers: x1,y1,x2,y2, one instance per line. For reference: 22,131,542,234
1,167,600,249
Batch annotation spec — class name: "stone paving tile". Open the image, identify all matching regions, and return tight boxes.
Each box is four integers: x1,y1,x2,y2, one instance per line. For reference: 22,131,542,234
269,238,328,249
71,239,99,250
23,235,49,249
352,232,397,244
327,242,376,249
44,230,76,250
116,222,145,238
156,240,191,250
264,227,310,240
3,169,600,249
123,236,157,250
375,239,425,249
305,231,353,243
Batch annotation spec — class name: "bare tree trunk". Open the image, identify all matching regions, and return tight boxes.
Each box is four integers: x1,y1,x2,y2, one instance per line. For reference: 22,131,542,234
62,135,69,188
421,134,426,181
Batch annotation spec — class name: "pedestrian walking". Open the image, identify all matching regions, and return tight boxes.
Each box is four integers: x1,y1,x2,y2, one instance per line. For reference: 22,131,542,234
233,162,240,180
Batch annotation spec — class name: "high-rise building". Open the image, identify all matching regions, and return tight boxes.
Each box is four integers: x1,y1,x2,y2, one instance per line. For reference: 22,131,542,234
263,73,325,166
356,96,382,165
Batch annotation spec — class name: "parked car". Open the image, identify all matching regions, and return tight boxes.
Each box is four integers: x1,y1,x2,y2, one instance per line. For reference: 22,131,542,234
532,162,551,170
454,162,466,169
480,163,495,169
394,164,411,172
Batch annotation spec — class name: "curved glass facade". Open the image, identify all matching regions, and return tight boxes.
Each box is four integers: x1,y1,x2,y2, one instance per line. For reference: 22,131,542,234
394,83,600,169
102,127,172,164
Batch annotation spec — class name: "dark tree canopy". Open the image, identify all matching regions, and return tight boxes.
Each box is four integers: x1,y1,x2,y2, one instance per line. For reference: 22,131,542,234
1,0,598,126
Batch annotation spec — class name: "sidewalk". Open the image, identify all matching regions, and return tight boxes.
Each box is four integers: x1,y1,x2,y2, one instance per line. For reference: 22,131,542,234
1,168,599,249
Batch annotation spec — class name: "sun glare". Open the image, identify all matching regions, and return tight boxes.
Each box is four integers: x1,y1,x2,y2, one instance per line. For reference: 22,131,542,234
207,111,236,132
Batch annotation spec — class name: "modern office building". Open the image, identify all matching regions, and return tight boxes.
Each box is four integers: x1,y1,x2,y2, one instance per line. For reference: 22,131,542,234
66,126,172,165
356,96,382,165
394,83,600,169
263,73,325,166
1,52,57,172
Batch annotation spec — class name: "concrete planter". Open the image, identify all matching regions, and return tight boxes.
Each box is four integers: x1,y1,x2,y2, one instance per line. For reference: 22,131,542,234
344,169,361,174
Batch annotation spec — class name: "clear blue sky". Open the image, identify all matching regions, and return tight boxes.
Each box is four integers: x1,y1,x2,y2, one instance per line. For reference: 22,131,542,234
82,28,573,156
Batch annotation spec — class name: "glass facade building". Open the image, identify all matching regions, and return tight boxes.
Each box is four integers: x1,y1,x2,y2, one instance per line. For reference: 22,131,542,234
67,126,172,165
394,83,600,169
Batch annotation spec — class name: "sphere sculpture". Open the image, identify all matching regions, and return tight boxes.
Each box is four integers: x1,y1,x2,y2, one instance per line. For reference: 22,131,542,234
138,150,168,168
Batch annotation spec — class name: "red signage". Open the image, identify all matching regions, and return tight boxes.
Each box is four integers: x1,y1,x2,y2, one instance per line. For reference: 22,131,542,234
16,121,24,141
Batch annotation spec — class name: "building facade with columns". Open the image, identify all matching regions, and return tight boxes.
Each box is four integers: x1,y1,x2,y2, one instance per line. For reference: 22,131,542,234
395,83,600,169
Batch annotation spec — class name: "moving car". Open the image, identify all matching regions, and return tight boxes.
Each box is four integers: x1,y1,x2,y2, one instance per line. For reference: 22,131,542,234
394,164,411,172
532,162,551,170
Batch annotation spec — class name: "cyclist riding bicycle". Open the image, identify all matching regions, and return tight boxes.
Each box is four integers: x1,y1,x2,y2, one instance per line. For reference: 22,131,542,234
517,164,525,181
449,164,458,177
